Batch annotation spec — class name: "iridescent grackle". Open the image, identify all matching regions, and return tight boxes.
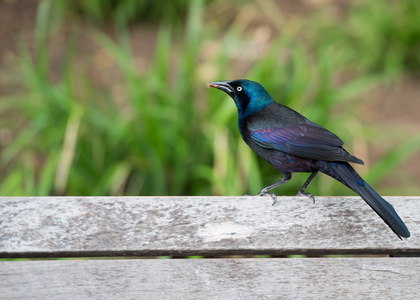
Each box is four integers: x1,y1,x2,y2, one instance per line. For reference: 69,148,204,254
208,79,410,239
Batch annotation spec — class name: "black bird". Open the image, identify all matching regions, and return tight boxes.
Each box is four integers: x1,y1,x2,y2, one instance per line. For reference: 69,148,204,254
208,79,410,239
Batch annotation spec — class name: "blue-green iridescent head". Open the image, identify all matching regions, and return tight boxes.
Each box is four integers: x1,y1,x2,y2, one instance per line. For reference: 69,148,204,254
208,79,274,118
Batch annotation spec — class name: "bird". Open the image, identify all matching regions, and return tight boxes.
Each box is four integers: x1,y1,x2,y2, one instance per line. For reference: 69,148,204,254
208,79,410,239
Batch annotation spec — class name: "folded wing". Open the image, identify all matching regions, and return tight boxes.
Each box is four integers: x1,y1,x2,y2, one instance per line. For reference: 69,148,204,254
247,103,364,164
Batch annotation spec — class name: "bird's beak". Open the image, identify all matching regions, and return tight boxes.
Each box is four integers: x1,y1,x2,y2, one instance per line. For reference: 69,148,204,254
208,81,234,96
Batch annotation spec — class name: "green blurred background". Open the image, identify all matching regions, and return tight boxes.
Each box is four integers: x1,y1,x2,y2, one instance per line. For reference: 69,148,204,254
0,0,419,197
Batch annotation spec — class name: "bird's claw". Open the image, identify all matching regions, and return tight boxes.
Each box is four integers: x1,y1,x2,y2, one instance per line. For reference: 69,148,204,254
244,192,278,206
294,191,316,204
257,192,278,206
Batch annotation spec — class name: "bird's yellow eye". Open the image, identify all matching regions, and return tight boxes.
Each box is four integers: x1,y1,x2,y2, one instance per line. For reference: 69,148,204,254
237,86,243,92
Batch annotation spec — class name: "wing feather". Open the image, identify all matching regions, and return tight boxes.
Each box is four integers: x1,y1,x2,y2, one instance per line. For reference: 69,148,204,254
246,103,363,164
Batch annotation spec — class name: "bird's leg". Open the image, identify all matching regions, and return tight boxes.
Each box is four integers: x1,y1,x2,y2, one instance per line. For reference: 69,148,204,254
254,173,292,206
294,171,318,203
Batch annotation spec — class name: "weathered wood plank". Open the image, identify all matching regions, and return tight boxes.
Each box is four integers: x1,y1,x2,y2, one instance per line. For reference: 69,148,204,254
1,196,419,257
1,257,419,299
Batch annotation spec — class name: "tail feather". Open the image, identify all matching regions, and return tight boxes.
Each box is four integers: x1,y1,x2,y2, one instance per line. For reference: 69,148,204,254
318,161,410,239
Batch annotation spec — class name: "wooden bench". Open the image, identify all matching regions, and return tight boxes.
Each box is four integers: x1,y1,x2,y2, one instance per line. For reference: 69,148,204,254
1,196,419,298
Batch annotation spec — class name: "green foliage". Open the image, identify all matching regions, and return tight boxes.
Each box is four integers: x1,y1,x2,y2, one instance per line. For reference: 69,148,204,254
0,0,419,197
318,0,420,75
51,0,202,24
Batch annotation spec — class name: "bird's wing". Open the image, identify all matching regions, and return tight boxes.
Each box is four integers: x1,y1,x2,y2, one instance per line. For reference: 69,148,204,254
246,105,364,164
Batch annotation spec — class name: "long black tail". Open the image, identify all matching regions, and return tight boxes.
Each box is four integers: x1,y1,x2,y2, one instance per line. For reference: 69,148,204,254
317,161,410,239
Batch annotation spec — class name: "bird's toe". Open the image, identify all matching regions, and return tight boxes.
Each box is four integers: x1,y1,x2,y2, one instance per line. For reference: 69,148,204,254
295,191,316,204
255,192,278,205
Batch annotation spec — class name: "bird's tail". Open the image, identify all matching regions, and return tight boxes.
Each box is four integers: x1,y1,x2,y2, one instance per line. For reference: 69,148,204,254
317,161,410,239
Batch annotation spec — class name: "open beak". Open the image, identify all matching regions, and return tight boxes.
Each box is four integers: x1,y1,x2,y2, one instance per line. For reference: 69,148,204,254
208,81,234,96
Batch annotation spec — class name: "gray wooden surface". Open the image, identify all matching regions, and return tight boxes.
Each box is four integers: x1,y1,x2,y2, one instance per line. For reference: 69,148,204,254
1,196,419,257
1,257,419,299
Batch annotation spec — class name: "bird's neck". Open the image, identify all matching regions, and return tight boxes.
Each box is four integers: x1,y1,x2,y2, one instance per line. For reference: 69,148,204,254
237,96,274,119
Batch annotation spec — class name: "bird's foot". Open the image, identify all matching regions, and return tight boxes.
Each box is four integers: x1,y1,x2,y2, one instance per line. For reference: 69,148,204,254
258,192,278,206
243,192,278,206
294,191,316,204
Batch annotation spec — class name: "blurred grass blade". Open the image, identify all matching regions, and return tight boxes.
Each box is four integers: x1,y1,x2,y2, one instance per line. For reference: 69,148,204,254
34,0,52,79
54,104,84,194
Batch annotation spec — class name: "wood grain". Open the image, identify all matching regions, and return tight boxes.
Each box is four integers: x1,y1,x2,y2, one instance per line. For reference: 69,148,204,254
1,257,419,299
1,196,419,257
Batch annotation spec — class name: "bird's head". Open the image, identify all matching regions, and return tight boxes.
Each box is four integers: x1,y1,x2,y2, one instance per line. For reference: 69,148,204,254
208,79,274,117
